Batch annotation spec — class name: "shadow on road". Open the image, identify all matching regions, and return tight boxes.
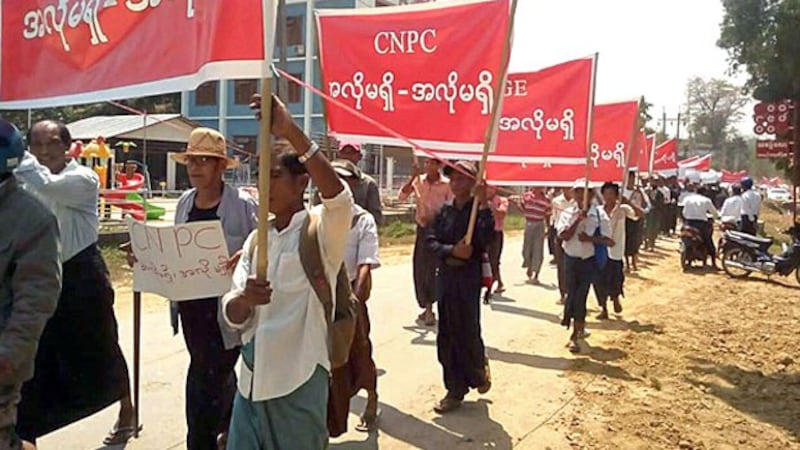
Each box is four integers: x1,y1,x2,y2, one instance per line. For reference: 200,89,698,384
486,346,638,382
402,326,436,347
332,397,512,450
489,303,561,326
684,356,800,440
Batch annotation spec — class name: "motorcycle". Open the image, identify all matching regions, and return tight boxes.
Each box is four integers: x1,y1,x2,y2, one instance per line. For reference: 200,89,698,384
680,224,709,270
720,225,800,282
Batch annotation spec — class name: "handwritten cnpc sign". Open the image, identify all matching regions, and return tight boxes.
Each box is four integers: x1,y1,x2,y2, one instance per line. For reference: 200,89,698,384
127,219,232,301
316,0,510,152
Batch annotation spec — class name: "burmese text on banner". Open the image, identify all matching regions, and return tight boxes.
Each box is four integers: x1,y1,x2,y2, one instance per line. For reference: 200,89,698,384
316,0,511,152
652,138,679,176
127,219,232,302
1,0,277,108
427,57,594,162
486,100,639,185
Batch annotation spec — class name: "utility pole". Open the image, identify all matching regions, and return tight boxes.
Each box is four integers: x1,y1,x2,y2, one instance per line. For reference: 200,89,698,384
659,109,687,157
277,0,289,99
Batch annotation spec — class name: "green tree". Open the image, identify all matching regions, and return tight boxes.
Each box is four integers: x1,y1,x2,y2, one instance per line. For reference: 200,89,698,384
718,0,800,180
685,76,747,166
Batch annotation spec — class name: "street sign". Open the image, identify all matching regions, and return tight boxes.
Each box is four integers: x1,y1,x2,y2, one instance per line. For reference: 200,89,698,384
754,101,793,135
756,140,793,158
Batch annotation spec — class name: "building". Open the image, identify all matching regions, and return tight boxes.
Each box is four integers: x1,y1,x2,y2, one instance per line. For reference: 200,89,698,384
181,0,425,189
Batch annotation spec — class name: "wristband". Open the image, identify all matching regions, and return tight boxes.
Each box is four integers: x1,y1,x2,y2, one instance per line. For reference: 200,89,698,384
298,142,320,164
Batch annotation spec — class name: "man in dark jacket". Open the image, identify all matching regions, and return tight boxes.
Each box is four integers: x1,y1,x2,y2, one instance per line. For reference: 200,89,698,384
427,161,494,414
0,119,61,450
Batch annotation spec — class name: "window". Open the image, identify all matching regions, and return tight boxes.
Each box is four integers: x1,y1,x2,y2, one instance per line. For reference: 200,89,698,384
234,80,258,105
233,135,257,155
195,81,218,106
286,17,303,46
288,73,303,104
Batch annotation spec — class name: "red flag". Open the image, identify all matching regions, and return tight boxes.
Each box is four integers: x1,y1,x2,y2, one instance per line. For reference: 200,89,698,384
1,1,277,108
316,0,511,152
721,169,747,183
637,133,656,174
679,154,712,171
652,139,679,175
486,100,639,185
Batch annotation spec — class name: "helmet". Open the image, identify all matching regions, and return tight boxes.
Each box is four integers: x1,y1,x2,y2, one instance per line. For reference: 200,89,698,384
741,177,754,190
0,119,24,176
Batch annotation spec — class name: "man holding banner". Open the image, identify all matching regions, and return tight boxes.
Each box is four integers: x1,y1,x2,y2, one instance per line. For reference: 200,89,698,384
222,96,352,449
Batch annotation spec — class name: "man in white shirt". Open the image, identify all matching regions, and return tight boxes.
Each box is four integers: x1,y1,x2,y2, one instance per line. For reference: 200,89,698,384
622,171,650,272
720,185,744,226
14,121,135,446
740,178,761,235
557,180,612,353
328,160,381,435
550,188,575,303
681,186,720,270
222,96,353,449
593,183,643,320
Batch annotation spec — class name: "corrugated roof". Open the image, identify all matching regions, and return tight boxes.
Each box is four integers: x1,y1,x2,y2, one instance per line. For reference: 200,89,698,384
67,114,183,140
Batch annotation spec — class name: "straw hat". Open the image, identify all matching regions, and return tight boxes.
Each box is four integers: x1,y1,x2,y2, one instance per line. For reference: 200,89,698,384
171,127,239,169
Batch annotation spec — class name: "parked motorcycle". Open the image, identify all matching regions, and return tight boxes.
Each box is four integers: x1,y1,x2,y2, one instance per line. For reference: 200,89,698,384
720,225,800,283
680,224,709,270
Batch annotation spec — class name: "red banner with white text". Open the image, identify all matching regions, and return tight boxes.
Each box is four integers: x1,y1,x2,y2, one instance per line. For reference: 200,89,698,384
721,169,747,183
486,100,639,185
679,154,712,171
1,0,276,108
652,138,678,175
637,133,656,174
316,0,511,152
427,57,594,162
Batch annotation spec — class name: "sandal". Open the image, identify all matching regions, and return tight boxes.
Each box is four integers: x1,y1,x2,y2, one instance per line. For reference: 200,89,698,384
434,396,462,414
494,285,506,294
477,361,492,394
355,408,381,433
613,299,623,314
568,339,581,354
103,424,143,446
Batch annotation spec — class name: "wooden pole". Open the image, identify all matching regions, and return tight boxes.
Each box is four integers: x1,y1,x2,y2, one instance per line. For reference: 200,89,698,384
620,98,641,194
581,53,600,210
464,0,518,245
132,291,141,438
256,82,274,280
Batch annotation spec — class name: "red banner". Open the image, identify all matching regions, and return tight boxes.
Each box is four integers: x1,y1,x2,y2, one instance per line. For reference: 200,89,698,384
316,0,511,152
1,1,276,108
679,154,712,171
486,100,639,185
721,169,747,183
652,138,678,175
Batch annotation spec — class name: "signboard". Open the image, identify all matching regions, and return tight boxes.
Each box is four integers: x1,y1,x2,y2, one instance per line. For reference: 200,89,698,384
127,219,232,301
486,100,639,185
316,0,511,152
753,101,793,136
1,0,277,108
756,140,792,158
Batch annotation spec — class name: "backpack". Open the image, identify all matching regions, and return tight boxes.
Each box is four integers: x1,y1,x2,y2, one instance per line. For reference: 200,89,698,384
247,211,360,370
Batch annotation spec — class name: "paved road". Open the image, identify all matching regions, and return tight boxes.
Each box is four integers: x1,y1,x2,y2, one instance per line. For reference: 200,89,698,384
39,236,579,450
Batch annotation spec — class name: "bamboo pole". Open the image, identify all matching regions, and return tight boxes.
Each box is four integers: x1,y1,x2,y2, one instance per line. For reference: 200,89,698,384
464,0,518,245
256,81,274,280
581,53,600,210
620,98,642,194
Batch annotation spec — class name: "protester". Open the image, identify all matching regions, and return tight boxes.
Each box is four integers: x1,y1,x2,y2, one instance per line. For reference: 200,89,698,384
15,120,135,446
643,177,665,251
551,188,575,304
327,160,381,435
720,185,743,227
222,95,351,449
740,178,761,235
399,158,453,326
163,127,257,450
557,179,612,353
487,186,509,296
521,186,552,284
623,171,650,272
316,142,383,225
680,185,720,270
667,176,681,235
594,182,643,320
0,119,61,450
657,177,672,236
426,161,494,414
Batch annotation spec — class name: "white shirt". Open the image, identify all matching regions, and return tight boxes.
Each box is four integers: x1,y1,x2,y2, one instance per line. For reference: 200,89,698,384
551,193,574,226
719,195,744,224
344,205,380,282
556,204,611,259
623,188,651,218
741,190,762,219
222,186,352,402
15,153,99,261
606,204,637,261
681,193,718,221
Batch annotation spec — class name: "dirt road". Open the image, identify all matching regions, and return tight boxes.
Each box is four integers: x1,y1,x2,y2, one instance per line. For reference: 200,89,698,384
36,233,800,449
